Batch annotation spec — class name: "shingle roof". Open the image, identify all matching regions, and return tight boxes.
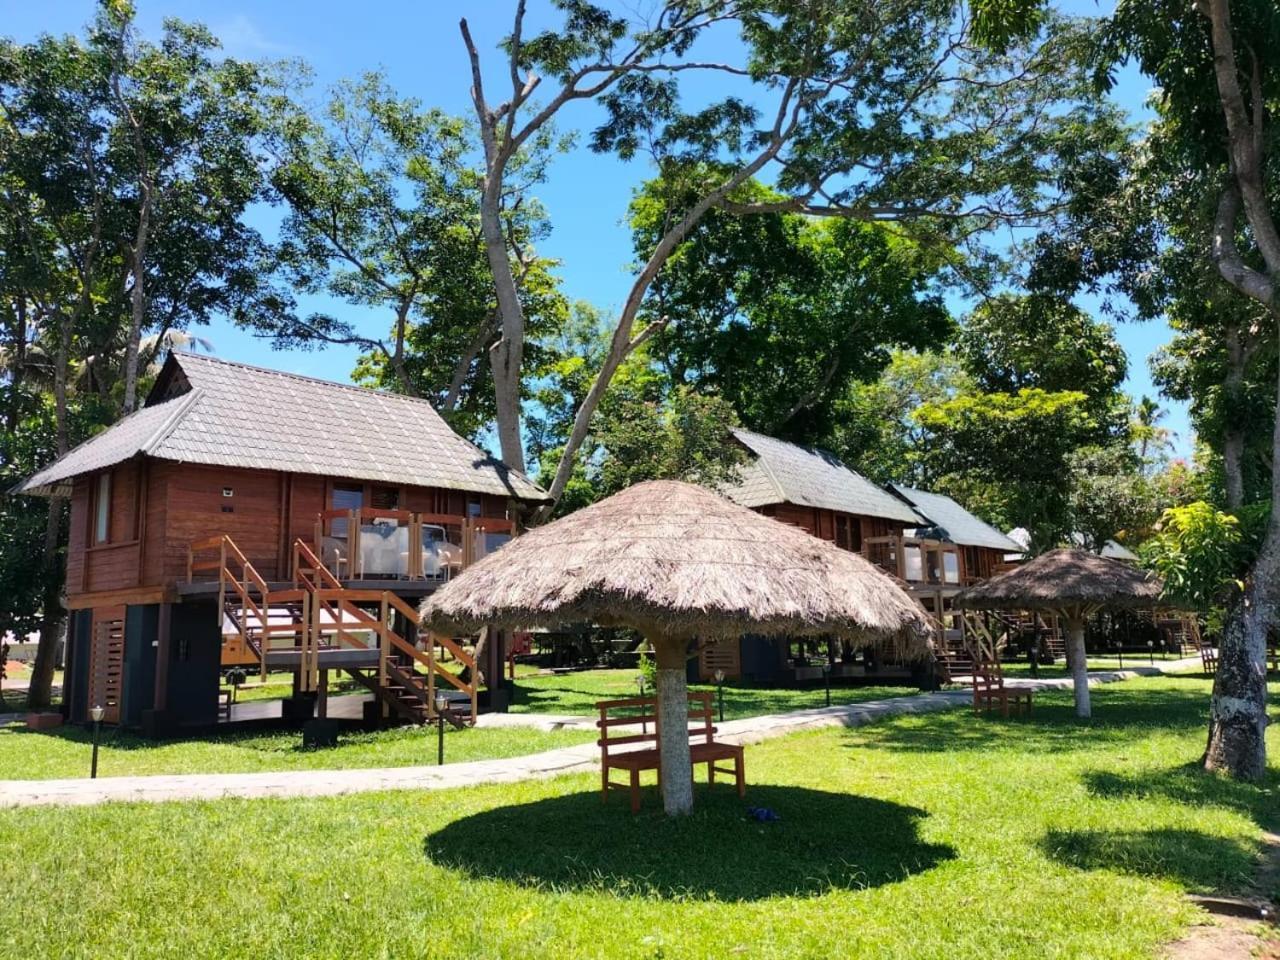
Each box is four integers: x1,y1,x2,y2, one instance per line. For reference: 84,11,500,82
890,484,1023,552
721,429,922,524
17,352,548,501
1006,528,1141,562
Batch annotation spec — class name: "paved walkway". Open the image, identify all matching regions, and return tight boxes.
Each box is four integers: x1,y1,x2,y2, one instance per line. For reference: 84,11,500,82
0,658,1204,808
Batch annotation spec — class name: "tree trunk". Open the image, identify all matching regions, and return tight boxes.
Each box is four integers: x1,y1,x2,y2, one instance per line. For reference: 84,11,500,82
121,195,150,414
478,180,527,473
1204,581,1271,780
26,502,65,711
653,636,693,816
1223,428,1246,511
1064,614,1091,719
1204,352,1280,780
27,312,71,710
1223,328,1247,510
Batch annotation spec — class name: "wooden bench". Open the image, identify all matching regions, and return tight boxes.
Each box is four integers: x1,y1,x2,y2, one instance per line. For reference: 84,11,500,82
597,691,745,813
972,660,1032,718
216,687,235,721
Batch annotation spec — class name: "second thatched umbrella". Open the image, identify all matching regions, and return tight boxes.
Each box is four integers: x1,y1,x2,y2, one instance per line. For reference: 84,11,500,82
421,479,933,815
957,548,1163,718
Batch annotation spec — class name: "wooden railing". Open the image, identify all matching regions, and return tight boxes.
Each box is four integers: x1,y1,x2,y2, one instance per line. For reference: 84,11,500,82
863,535,963,587
188,535,309,682
188,534,478,719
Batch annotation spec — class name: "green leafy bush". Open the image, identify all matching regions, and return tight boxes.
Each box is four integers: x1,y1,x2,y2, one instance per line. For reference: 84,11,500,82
1139,502,1243,611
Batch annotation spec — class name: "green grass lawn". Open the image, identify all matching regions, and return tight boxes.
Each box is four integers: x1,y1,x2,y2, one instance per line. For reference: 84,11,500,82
1000,654,1204,680
511,667,918,717
0,676,1275,959
0,714,593,780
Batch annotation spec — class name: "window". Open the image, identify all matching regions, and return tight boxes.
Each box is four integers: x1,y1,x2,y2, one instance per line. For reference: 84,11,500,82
467,496,483,518
331,483,364,537
370,485,399,511
943,551,960,583
93,473,111,544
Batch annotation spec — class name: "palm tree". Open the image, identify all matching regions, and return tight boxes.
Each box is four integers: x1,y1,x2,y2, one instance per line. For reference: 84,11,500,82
1132,395,1173,465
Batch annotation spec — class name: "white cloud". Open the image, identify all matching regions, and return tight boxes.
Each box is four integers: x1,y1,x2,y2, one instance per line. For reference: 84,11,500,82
214,14,292,57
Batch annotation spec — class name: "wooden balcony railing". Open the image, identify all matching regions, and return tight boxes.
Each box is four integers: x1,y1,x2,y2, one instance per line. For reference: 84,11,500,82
313,509,515,582
862,535,963,587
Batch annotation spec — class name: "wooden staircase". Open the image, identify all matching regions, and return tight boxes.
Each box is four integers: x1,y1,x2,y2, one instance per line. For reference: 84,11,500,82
189,535,478,724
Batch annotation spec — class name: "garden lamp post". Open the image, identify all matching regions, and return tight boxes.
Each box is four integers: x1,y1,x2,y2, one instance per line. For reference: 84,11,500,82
1116,641,1123,670
89,704,104,778
822,659,832,707
1148,638,1155,666
713,668,725,723
635,673,646,698
434,693,448,766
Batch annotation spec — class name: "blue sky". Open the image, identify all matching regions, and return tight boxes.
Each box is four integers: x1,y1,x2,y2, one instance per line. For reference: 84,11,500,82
7,1,1189,454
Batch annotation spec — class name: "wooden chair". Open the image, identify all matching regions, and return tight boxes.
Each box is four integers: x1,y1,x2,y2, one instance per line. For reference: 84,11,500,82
972,660,1032,718
596,691,745,813
216,687,234,721
1201,645,1219,676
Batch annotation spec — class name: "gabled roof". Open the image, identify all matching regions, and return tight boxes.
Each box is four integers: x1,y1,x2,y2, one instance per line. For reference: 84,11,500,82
890,484,1023,552
1005,528,1140,562
721,429,922,524
17,352,548,502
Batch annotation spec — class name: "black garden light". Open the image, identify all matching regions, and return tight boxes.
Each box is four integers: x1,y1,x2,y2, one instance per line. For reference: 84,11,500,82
434,693,449,766
713,668,726,723
89,704,104,779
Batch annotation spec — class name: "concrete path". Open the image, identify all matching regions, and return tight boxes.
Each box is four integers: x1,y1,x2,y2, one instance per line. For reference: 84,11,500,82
0,657,1205,808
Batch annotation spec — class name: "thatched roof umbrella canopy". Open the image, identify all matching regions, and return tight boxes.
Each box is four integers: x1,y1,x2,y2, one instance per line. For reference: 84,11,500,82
423,480,933,815
957,549,1163,718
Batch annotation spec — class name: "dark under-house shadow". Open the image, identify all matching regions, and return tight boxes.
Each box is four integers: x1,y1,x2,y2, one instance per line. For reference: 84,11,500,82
422,784,955,902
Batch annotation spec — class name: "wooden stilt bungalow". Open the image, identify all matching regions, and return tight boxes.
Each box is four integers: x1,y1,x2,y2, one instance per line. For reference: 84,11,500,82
15,353,547,735
712,430,927,684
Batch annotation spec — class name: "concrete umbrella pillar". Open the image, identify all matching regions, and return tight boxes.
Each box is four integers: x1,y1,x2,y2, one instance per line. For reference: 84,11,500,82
1062,606,1091,719
651,633,694,816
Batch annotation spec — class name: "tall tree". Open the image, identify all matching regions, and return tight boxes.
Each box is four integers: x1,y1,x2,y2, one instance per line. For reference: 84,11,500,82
1098,0,1280,779
262,72,564,427
460,0,1116,526
956,293,1128,435
829,349,973,486
528,301,744,516
0,27,117,708
1,5,282,706
914,387,1098,551
95,1,274,412
631,177,951,443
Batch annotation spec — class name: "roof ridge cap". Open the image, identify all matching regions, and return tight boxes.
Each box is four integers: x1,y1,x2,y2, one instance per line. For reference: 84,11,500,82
139,388,201,456
733,431,788,504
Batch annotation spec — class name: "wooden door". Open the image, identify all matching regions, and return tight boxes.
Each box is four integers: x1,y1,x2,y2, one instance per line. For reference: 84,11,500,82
88,606,126,723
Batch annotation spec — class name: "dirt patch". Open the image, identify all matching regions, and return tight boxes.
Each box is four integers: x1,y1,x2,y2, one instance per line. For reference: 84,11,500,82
1167,831,1280,959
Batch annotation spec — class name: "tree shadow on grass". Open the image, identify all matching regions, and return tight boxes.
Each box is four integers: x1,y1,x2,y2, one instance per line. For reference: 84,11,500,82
1082,764,1280,832
849,681,1214,756
422,785,954,901
1042,828,1262,893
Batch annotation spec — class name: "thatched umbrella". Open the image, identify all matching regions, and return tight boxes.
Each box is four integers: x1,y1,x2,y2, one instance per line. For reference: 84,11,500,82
956,548,1163,718
422,480,933,815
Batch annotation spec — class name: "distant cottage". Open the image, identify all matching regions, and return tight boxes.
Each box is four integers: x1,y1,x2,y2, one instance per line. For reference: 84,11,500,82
715,430,1019,684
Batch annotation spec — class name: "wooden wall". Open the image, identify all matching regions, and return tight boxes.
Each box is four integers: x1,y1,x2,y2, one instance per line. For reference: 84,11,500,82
65,459,518,606
756,503,909,552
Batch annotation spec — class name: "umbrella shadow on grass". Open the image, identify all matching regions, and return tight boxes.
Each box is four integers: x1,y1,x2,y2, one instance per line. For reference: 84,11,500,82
422,784,954,901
